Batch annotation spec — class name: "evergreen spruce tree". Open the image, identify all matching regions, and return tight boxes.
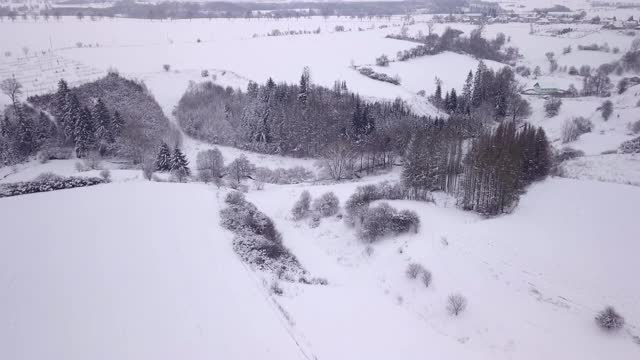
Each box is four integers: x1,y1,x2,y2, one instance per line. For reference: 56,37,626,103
462,70,474,109
93,98,113,143
54,79,70,121
1,115,14,138
74,106,94,158
298,67,310,104
434,79,442,106
111,111,124,139
471,61,487,107
449,88,458,112
170,148,190,177
64,93,82,142
155,142,172,171
35,111,55,149
16,114,34,156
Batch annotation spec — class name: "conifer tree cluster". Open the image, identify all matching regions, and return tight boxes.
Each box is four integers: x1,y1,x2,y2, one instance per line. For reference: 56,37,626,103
1,78,58,164
154,142,190,176
53,79,123,157
434,63,531,123
175,69,422,172
403,120,550,216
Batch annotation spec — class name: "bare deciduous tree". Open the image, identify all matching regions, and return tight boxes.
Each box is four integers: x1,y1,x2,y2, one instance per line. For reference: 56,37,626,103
447,294,467,316
319,141,355,180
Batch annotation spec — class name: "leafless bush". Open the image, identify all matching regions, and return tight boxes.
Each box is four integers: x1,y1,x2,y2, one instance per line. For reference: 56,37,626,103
318,141,355,180
270,281,284,296
359,203,420,242
561,117,592,143
141,159,155,180
196,148,224,184
163,64,171,72
420,270,432,287
447,294,467,316
595,306,624,331
406,263,423,279
312,192,340,217
99,169,111,182
291,191,311,220
83,152,102,170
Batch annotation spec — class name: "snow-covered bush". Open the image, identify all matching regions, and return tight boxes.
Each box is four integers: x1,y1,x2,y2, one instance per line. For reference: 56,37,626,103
0,175,105,198
100,169,111,182
406,263,424,279
227,154,255,183
163,64,170,72
376,54,390,67
420,269,433,288
561,117,592,143
447,294,467,316
599,100,614,121
309,211,321,228
630,120,640,134
358,203,420,242
312,192,340,217
255,166,314,185
291,191,311,220
270,281,284,296
345,182,412,226
221,192,306,279
196,148,224,184
141,159,155,180
619,136,640,154
595,306,624,331
556,147,585,162
544,98,562,118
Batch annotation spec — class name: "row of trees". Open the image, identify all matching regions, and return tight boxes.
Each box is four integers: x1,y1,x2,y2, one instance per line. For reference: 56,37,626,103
175,69,422,173
1,77,57,164
53,80,124,157
403,119,551,216
434,62,531,124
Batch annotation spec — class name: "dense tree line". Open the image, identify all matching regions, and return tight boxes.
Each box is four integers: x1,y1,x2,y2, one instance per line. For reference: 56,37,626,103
29,73,175,164
403,120,550,216
175,70,424,173
391,26,520,64
434,62,531,124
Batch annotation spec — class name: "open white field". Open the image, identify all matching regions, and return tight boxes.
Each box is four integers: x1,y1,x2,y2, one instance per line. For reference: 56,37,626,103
1,172,639,360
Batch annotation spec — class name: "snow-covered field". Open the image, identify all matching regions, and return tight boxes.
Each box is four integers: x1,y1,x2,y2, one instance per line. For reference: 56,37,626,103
2,8,640,360
2,172,639,359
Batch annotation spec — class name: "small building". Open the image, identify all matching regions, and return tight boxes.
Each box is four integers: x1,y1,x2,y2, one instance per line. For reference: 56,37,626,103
522,83,569,97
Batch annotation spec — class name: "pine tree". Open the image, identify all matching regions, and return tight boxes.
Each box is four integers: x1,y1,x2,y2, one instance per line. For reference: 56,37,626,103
74,106,94,158
170,148,190,176
449,88,458,112
64,93,82,142
155,142,172,171
35,111,55,149
298,67,310,104
111,111,124,139
1,115,14,138
434,79,442,105
54,79,69,121
16,115,34,156
93,98,113,143
471,61,487,107
462,70,474,109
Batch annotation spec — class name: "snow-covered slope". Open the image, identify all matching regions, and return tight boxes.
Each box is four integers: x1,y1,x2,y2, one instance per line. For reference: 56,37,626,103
0,182,309,360
1,175,639,359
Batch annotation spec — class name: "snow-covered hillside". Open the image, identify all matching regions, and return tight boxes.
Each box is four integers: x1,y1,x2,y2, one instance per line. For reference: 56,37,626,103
1,173,639,359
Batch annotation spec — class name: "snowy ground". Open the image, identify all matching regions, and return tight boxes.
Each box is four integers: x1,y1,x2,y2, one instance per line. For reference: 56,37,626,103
2,10,640,360
1,171,639,360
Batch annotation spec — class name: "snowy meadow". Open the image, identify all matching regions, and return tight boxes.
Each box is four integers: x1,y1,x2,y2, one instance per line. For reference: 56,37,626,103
1,3,640,360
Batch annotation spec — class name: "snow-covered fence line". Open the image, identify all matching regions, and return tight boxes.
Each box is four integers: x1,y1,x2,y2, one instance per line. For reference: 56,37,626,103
0,175,106,198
